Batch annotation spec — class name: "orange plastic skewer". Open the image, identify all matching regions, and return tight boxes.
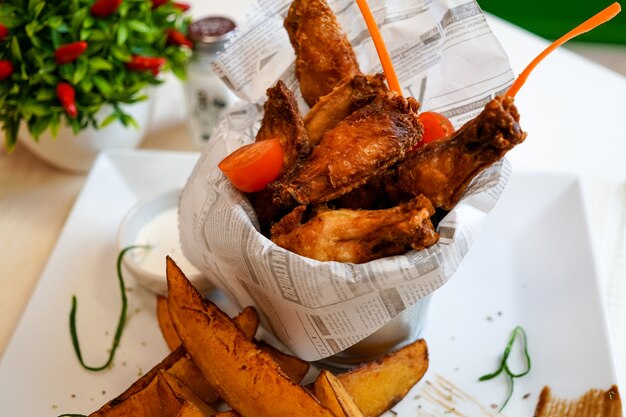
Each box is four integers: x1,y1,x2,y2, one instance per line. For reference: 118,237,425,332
355,0,402,95
506,2,621,97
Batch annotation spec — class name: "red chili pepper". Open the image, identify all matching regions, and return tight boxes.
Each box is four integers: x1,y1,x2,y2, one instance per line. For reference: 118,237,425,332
0,60,13,81
91,0,122,18
54,41,88,65
151,0,168,8
0,24,8,41
57,82,78,118
166,29,193,48
126,55,166,76
173,2,190,11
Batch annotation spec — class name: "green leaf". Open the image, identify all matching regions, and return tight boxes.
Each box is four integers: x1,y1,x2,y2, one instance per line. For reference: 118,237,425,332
73,59,89,84
90,57,114,71
93,75,112,97
127,20,151,33
46,16,64,30
49,113,61,137
35,89,55,100
51,30,63,49
23,101,50,117
88,29,108,42
110,45,132,62
116,24,129,46
79,77,94,93
11,37,23,61
59,64,74,82
100,112,119,128
25,20,41,39
28,115,51,138
71,7,88,36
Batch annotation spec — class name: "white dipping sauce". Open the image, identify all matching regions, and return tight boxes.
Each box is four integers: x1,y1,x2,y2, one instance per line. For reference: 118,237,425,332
132,208,199,277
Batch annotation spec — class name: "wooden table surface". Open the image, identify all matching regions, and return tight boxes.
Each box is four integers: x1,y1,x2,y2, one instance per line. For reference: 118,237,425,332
0,122,195,357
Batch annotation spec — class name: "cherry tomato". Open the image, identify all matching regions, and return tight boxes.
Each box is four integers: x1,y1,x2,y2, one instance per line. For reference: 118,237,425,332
218,138,284,193
416,111,454,148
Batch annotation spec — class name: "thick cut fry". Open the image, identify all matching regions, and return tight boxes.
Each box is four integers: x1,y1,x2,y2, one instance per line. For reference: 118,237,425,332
90,347,187,417
159,299,260,353
337,339,429,417
284,0,361,106
178,402,212,417
314,370,366,417
158,373,186,417
168,355,220,405
257,340,310,383
158,295,182,350
233,306,260,340
160,371,217,416
166,257,336,417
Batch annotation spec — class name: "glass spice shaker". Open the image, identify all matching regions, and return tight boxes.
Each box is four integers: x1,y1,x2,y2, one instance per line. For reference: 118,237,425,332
185,17,238,148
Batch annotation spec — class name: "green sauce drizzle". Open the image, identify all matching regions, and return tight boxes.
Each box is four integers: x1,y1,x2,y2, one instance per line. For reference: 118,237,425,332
479,325,531,412
68,245,149,372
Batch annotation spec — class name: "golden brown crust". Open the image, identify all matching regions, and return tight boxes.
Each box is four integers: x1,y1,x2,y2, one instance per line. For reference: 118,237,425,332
271,91,423,209
256,80,311,173
271,195,438,263
166,257,337,417
396,95,527,210
284,0,361,107
304,74,388,146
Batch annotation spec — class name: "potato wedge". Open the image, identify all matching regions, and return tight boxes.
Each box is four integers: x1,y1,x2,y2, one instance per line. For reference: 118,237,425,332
160,371,217,416
337,339,428,417
257,340,310,383
168,355,220,405
178,402,212,417
158,373,186,417
314,370,365,417
159,296,260,352
90,347,187,416
233,305,260,340
166,256,335,417
158,294,182,350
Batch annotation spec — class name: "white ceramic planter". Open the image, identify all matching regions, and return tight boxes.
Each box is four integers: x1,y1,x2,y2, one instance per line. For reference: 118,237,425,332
19,96,154,173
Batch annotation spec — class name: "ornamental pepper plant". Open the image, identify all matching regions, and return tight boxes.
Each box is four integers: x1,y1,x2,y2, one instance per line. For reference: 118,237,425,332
0,0,192,150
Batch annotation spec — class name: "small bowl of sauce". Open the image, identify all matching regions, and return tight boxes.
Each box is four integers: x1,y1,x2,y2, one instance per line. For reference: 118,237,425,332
118,189,210,295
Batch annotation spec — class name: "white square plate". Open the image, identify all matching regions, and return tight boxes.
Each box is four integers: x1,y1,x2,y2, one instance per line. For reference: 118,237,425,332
0,150,618,416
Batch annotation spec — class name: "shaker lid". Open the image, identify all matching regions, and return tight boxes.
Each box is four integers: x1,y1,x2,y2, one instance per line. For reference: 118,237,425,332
188,17,237,44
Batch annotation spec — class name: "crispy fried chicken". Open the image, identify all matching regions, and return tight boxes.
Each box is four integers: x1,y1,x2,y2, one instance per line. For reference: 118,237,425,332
394,95,527,210
284,0,361,107
256,80,311,172
304,73,388,145
271,195,439,263
249,81,311,234
270,91,423,209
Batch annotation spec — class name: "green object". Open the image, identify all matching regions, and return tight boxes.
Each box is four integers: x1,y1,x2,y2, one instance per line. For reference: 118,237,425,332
0,1,191,150
479,325,531,412
68,245,150,372
478,0,626,45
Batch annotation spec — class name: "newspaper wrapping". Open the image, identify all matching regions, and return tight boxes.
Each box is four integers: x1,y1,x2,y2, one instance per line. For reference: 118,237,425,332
179,0,515,361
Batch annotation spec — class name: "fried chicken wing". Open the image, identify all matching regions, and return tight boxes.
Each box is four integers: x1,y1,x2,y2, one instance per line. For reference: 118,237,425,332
284,0,361,107
271,195,439,263
249,81,311,234
304,73,388,145
271,91,423,209
256,80,311,172
395,95,527,210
